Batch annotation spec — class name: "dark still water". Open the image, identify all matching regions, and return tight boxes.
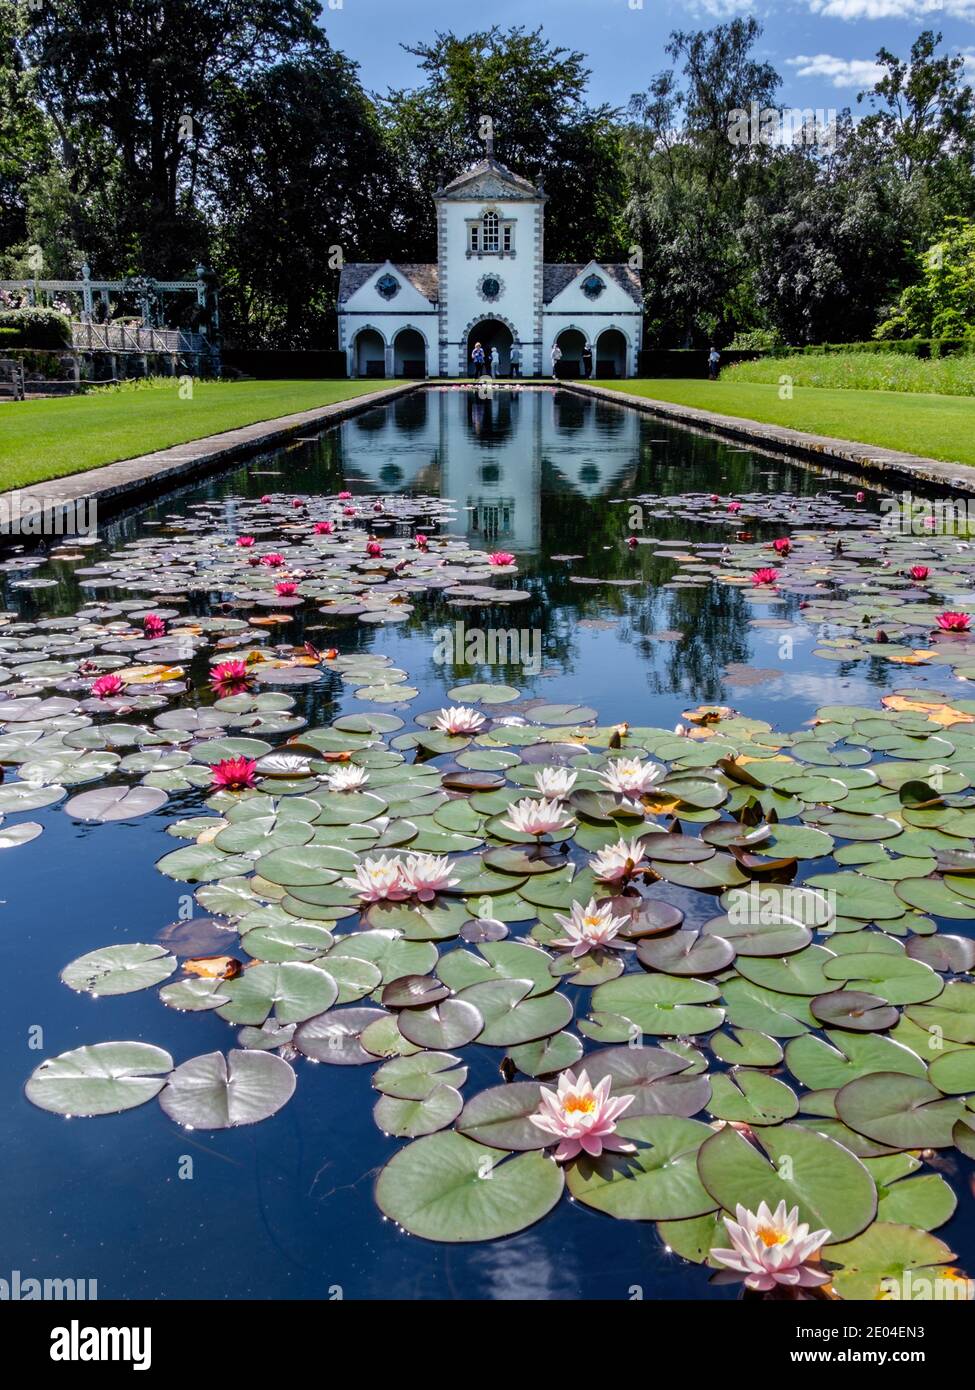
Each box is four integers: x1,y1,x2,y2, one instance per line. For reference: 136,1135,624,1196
2,386,970,1301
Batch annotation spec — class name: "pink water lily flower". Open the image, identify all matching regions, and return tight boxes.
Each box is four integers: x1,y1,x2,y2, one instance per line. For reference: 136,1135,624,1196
142,613,167,638
210,660,252,693
709,493,720,503
937,611,971,632
415,533,429,549
589,836,650,885
751,567,779,586
552,898,630,957
366,539,383,557
338,490,352,500
855,491,865,503
434,705,486,735
626,536,638,549
210,757,258,791
529,1069,635,1161
502,797,571,839
260,494,272,504
236,535,255,548
772,537,791,555
710,1201,831,1292
488,551,515,566
342,506,356,517
275,581,299,596
314,521,334,535
342,855,410,903
291,498,305,509
260,552,285,568
909,565,929,581
399,853,460,901
727,501,742,514
90,673,125,699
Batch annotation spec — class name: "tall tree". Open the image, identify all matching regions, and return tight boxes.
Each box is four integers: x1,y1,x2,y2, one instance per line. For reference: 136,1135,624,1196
208,51,398,347
382,26,627,263
18,0,323,274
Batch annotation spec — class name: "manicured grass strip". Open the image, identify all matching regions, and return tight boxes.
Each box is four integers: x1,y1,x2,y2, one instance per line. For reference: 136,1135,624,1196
0,379,396,490
596,379,975,468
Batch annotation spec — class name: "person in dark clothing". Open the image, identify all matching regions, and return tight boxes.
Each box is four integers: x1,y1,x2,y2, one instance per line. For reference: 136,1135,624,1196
582,341,593,378
471,342,485,379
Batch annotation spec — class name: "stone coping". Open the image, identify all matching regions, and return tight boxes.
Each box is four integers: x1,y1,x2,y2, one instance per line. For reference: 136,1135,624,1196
0,381,418,537
563,381,975,497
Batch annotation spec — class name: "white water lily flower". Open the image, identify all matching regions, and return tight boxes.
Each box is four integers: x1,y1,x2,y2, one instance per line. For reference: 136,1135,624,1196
710,1201,831,1291
502,796,571,838
589,836,650,884
326,763,370,792
534,766,578,800
434,705,486,735
399,853,459,902
552,898,630,957
341,855,409,903
597,757,665,802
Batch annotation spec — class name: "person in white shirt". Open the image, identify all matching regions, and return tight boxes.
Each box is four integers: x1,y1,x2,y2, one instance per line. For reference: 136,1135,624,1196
550,344,562,378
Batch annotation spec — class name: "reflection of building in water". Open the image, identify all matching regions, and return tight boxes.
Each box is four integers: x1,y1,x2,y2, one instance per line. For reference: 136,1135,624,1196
338,387,642,548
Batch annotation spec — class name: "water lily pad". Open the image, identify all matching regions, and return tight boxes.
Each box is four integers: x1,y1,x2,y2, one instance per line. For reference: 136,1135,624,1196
374,1084,465,1138
61,943,177,996
835,1073,967,1149
566,1116,718,1221
294,1006,388,1064
25,1041,174,1116
591,974,723,1036
159,1049,295,1128
785,1031,926,1090
397,997,484,1049
216,961,338,1024
822,1223,956,1300
508,1031,583,1078
696,1122,876,1242
375,1132,564,1242
637,929,735,975
457,1082,548,1149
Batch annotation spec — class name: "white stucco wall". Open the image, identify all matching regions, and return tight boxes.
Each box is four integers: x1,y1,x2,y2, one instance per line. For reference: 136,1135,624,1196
439,196,542,375
339,263,438,377
543,266,643,377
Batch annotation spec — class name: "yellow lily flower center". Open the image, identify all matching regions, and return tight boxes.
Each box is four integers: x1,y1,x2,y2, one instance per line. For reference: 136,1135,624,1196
563,1094,597,1116
756,1225,788,1248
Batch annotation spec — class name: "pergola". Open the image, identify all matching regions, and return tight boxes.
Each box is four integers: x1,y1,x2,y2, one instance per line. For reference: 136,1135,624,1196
0,263,219,332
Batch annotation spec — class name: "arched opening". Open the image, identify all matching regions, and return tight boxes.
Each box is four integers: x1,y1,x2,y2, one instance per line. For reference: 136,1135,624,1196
393,327,426,379
596,328,627,379
467,319,513,377
554,328,587,378
354,328,386,378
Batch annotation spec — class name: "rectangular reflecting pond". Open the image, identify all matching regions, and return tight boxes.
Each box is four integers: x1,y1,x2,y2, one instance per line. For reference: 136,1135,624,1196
2,386,973,1300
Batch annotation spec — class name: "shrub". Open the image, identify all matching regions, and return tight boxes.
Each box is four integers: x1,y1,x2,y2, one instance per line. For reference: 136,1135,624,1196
727,328,784,352
0,307,72,348
724,350,975,395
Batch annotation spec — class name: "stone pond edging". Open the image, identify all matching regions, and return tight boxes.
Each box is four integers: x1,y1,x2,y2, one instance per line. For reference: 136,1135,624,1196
563,380,975,499
0,381,419,539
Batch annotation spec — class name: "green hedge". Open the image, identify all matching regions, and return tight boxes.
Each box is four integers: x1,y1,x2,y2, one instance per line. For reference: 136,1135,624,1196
0,306,72,349
636,348,771,377
803,338,975,359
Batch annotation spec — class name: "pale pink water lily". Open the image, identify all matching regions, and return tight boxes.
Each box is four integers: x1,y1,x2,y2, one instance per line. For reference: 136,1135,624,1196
488,551,515,566
399,853,459,901
710,1201,831,1292
552,898,630,956
325,764,370,792
529,1069,635,1161
589,836,650,884
434,705,486,735
502,797,571,838
341,855,410,903
597,757,665,802
534,766,578,800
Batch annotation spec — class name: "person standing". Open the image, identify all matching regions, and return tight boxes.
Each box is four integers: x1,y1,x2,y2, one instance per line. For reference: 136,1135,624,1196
490,345,500,378
510,341,522,378
582,341,593,378
550,343,562,378
708,345,721,380
471,342,485,378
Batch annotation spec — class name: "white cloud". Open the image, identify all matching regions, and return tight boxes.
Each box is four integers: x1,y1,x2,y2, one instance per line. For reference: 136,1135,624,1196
685,0,755,15
810,0,975,19
786,53,884,87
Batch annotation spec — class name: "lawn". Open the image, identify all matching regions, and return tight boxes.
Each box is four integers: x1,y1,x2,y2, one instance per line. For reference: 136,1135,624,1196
596,378,975,468
0,378,397,491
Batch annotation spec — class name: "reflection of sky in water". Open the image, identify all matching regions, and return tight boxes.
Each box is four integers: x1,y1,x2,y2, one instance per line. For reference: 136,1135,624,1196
2,388,972,1300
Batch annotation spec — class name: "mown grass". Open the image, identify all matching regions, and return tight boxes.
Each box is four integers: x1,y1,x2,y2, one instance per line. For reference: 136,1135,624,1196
725,350,975,396
0,378,396,490
596,378,975,467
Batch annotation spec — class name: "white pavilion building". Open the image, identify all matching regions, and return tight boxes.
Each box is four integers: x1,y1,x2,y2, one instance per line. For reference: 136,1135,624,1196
337,148,642,380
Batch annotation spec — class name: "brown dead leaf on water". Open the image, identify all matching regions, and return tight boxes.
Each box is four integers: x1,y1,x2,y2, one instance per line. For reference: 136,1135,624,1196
184,956,242,980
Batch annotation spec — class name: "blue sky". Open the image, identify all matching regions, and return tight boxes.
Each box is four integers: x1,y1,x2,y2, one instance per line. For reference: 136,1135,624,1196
321,0,975,112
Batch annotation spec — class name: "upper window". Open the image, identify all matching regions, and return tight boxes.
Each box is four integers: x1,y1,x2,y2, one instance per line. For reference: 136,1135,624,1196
582,273,605,301
468,210,515,255
482,211,500,253
376,273,399,301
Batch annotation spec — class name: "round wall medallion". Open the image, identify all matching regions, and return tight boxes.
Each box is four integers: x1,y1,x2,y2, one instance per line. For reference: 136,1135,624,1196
581,273,605,300
477,274,504,303
376,274,400,301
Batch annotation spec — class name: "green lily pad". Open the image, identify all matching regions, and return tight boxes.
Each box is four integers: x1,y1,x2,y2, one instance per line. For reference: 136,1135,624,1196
61,943,177,996
566,1116,717,1221
158,1049,295,1129
835,1073,967,1148
25,1041,174,1116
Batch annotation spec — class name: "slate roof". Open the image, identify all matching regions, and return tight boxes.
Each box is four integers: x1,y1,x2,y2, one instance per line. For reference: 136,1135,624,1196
338,263,439,305
543,264,642,305
437,157,540,199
